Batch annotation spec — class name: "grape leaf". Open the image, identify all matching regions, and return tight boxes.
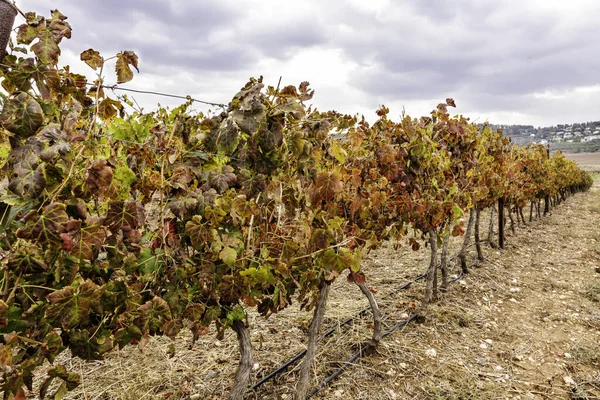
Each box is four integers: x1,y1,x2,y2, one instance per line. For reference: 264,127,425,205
105,201,145,233
0,92,44,138
16,203,69,246
80,49,102,70
135,297,172,335
45,280,102,329
115,51,139,84
70,218,107,260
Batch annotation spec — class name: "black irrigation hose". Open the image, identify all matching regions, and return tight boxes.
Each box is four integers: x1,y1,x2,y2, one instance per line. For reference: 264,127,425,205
305,264,476,399
251,244,478,391
250,273,428,390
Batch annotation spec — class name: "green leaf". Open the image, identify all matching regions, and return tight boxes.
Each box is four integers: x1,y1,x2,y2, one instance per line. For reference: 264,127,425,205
8,160,46,200
39,332,64,364
452,204,464,219
226,307,245,325
330,140,347,164
137,248,165,275
0,92,44,138
68,329,113,360
219,246,237,266
114,325,142,349
320,247,356,274
7,246,47,274
448,184,458,196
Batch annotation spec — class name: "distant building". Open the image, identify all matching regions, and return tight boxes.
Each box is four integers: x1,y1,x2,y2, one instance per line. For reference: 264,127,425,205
583,135,600,142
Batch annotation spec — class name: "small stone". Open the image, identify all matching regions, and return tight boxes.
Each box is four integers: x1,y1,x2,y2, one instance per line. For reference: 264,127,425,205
563,376,576,387
400,313,409,319
494,365,504,371
485,339,493,345
204,370,218,379
459,280,467,286
399,362,408,369
425,348,437,358
564,353,573,359
480,343,488,349
252,363,260,371
510,287,521,292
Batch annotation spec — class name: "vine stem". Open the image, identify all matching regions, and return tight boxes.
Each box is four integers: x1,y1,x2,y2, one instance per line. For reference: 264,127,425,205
292,237,355,262
227,320,253,400
295,282,330,400
158,122,179,253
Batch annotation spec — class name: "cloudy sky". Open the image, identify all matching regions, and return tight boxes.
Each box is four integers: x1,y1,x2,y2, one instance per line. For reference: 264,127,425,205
15,0,600,126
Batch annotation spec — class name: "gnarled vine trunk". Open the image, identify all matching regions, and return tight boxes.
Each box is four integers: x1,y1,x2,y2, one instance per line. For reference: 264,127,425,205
423,231,439,305
519,207,527,226
459,208,475,273
295,282,330,400
440,233,450,291
474,208,484,261
228,320,253,400
488,205,497,248
508,204,516,234
357,282,382,350
529,200,534,222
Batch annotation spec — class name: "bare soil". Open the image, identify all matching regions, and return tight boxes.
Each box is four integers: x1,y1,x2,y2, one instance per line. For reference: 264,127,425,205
565,152,600,172
40,176,600,400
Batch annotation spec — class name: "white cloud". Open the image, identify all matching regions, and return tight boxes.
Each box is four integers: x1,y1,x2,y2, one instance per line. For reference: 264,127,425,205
9,0,600,125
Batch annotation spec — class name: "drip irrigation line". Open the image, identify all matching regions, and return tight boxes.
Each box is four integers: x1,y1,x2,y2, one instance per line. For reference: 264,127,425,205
250,272,427,390
251,246,477,392
305,263,477,399
306,315,420,399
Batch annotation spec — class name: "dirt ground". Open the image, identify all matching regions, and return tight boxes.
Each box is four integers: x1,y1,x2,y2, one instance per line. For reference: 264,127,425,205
44,168,600,399
565,152,600,172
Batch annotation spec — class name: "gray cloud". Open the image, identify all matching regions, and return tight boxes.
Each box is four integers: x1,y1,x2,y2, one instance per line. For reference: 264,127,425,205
15,0,600,125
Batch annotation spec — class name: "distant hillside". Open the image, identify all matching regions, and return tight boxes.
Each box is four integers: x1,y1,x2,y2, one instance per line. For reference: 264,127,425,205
490,122,600,153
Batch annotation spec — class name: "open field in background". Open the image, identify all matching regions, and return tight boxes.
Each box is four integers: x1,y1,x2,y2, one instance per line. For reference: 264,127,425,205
565,152,600,172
